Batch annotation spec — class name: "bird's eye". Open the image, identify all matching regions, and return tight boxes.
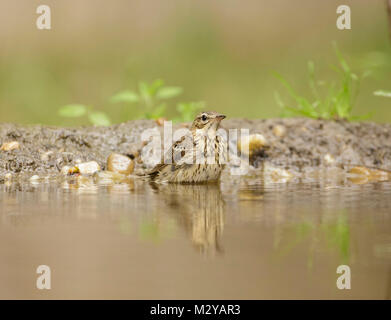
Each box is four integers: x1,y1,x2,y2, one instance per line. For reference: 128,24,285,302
201,114,207,121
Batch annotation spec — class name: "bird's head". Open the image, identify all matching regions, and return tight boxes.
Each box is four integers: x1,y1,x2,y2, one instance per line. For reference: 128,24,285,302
191,111,226,131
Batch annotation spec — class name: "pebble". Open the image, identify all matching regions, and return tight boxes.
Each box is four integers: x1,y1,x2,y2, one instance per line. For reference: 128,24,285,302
75,161,101,175
272,125,286,137
68,166,80,175
324,154,335,165
95,171,126,185
238,134,268,158
29,175,41,185
0,141,20,151
264,163,293,183
61,165,71,175
348,166,390,184
107,153,134,175
40,151,54,161
155,117,167,126
270,168,293,182
349,166,371,176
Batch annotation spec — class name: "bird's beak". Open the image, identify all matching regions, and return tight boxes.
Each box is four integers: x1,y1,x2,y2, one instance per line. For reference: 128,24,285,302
215,114,226,120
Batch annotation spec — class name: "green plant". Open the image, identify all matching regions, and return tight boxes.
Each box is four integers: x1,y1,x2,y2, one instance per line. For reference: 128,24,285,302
274,44,369,120
110,79,183,119
374,90,391,98
58,104,111,126
174,101,205,122
60,80,205,125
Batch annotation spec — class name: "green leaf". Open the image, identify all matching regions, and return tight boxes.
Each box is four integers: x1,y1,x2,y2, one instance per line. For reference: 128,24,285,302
273,72,299,100
139,81,152,106
176,101,204,122
374,90,391,98
149,104,166,119
58,104,87,118
88,111,111,126
307,60,315,75
150,79,165,95
110,90,139,103
333,42,350,74
350,73,358,81
274,91,285,108
156,86,183,99
274,44,369,121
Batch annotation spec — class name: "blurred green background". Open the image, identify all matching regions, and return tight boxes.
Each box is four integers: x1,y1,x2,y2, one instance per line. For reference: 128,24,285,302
0,0,390,125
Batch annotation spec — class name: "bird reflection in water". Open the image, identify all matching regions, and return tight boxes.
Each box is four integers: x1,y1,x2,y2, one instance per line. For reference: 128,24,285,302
148,182,225,255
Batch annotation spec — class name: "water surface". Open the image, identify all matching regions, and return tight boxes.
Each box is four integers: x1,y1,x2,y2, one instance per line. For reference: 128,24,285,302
0,172,390,299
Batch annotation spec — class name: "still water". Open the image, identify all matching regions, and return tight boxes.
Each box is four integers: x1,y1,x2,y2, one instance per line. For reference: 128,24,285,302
0,170,390,299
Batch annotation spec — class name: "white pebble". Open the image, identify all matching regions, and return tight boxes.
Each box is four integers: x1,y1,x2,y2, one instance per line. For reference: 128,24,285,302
0,141,20,151
273,125,286,137
324,154,335,165
76,161,101,175
61,166,71,175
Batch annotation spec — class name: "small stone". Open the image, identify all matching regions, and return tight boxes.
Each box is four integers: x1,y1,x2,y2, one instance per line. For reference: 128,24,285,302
107,153,134,175
29,175,41,185
263,163,293,183
272,125,286,137
40,151,54,161
324,154,335,165
271,168,293,182
0,141,20,151
348,175,369,185
348,166,390,184
369,169,390,181
75,161,101,175
77,175,93,186
68,167,80,175
61,165,71,175
238,134,268,158
95,171,126,185
349,166,371,176
155,117,167,126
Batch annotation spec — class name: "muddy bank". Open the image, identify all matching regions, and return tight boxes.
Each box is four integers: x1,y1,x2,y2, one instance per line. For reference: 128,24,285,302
1,118,391,180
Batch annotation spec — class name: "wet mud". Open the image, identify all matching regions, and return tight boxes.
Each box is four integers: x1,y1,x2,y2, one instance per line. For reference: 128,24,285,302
1,118,391,181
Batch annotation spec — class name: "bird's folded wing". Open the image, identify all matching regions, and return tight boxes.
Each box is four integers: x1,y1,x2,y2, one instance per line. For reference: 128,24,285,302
148,134,195,176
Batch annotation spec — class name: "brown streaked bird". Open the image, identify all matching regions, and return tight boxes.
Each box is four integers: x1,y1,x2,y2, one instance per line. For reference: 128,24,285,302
148,111,227,183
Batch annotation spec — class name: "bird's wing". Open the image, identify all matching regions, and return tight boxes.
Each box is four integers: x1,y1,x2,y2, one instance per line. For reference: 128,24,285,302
147,133,195,178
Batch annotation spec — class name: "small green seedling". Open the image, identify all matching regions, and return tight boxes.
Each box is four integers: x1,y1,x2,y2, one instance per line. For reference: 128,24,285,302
274,44,369,120
58,104,111,126
110,79,183,120
174,101,205,122
374,90,391,98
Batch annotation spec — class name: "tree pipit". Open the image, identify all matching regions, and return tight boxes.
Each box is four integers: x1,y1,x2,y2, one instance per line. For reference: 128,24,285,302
148,111,227,183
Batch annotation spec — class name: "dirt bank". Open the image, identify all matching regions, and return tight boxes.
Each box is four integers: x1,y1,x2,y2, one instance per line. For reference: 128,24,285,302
1,118,391,180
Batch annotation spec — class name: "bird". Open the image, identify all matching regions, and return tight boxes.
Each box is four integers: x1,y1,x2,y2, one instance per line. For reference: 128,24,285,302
147,111,227,183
